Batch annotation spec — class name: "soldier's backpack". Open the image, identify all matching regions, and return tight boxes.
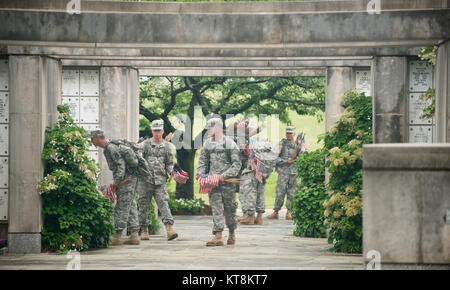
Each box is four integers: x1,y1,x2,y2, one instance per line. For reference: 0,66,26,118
109,139,153,182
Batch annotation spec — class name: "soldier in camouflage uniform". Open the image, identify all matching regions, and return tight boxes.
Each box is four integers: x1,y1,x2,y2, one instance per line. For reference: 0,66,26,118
91,130,140,246
267,126,301,220
137,119,178,241
197,118,242,246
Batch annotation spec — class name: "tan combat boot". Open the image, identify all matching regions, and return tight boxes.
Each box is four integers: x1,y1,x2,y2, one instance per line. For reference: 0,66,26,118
286,210,293,220
110,232,123,246
238,213,248,223
239,213,255,225
123,232,140,245
206,232,224,247
165,224,178,241
267,211,279,219
227,229,236,245
255,213,263,225
140,226,150,240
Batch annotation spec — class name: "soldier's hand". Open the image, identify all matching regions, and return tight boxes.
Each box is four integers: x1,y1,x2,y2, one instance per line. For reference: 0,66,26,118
286,159,294,164
219,175,224,182
196,173,201,180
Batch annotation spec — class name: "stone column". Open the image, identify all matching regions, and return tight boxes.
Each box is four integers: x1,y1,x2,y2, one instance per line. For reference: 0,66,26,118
372,57,407,143
8,55,62,254
99,67,140,186
435,40,449,143
325,67,353,131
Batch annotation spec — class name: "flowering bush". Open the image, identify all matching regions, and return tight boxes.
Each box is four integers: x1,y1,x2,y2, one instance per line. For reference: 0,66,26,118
168,190,204,214
291,148,327,238
322,89,372,253
40,105,114,253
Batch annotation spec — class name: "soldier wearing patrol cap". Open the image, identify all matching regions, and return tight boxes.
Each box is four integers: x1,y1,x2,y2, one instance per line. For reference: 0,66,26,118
197,117,242,246
137,119,178,241
90,129,141,246
267,126,301,220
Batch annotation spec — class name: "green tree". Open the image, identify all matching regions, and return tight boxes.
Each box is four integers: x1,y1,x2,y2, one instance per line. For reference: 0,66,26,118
139,76,325,199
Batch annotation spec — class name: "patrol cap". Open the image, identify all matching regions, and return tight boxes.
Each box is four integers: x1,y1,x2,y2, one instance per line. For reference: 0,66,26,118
90,129,105,138
206,117,223,130
286,126,295,133
152,119,164,130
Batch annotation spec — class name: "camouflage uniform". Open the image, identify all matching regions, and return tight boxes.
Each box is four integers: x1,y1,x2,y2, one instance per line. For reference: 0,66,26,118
197,136,242,234
274,138,301,211
103,140,140,234
137,137,175,226
238,153,267,216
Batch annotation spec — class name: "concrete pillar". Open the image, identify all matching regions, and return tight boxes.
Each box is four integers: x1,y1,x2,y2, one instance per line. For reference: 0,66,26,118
325,67,353,131
8,55,62,253
435,40,449,143
372,56,407,143
363,144,450,269
99,67,139,186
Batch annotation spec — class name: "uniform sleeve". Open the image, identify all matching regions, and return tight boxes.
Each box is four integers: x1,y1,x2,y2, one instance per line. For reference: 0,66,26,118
165,143,174,175
221,141,242,179
276,141,287,166
109,144,126,184
197,144,209,175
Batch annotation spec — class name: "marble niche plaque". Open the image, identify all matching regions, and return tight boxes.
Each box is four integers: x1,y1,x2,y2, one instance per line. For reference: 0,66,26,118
409,61,432,92
0,92,8,123
0,189,7,220
0,158,8,188
355,70,371,96
409,93,433,125
62,97,80,123
62,69,79,96
0,125,8,156
80,97,99,123
409,126,433,144
0,60,8,91
80,70,99,96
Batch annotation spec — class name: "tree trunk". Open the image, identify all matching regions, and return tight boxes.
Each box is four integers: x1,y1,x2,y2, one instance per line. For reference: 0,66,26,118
175,148,196,199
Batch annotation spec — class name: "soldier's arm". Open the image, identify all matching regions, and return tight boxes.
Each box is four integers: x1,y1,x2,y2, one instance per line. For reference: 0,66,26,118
276,141,287,166
197,146,209,176
110,144,126,184
165,143,174,175
221,141,242,179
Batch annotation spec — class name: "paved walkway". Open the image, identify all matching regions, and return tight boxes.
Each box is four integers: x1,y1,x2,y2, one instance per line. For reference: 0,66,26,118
0,211,362,270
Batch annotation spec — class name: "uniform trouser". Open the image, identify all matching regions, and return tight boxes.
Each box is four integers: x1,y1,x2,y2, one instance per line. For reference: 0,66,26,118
114,177,140,234
274,173,299,211
137,179,174,226
208,183,238,234
239,173,266,215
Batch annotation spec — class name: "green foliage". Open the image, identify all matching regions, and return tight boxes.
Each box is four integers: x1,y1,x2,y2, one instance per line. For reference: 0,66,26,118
291,148,327,238
148,200,162,234
417,46,437,120
168,189,204,214
322,89,372,253
40,105,114,253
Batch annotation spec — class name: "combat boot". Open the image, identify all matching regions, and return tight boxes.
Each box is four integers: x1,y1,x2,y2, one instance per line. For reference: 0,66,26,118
227,229,236,245
110,232,123,246
165,224,178,241
255,213,263,225
238,213,248,223
239,213,255,225
140,226,150,240
206,232,224,247
286,210,293,220
123,232,140,245
267,211,279,219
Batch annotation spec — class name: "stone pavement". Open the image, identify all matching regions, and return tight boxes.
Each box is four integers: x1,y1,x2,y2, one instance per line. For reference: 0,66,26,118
0,210,363,270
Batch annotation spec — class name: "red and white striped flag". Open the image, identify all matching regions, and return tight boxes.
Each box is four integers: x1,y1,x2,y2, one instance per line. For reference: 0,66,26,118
196,174,221,194
250,157,265,183
98,184,116,204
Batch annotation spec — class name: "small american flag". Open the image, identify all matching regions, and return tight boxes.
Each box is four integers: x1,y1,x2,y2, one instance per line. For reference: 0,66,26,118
171,164,189,184
250,157,265,183
196,174,221,194
296,133,306,152
98,184,116,204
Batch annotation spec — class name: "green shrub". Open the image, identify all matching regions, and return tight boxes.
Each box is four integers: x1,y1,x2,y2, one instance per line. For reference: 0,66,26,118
148,199,162,234
291,148,327,238
322,89,372,253
40,105,114,253
168,189,204,214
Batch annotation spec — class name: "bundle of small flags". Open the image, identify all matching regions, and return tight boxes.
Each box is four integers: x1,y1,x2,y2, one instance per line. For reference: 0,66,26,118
250,157,265,183
171,164,190,184
296,132,307,152
196,174,221,194
98,184,116,204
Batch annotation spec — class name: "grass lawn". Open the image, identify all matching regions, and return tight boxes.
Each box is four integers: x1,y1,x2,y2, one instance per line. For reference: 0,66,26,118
168,110,325,209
